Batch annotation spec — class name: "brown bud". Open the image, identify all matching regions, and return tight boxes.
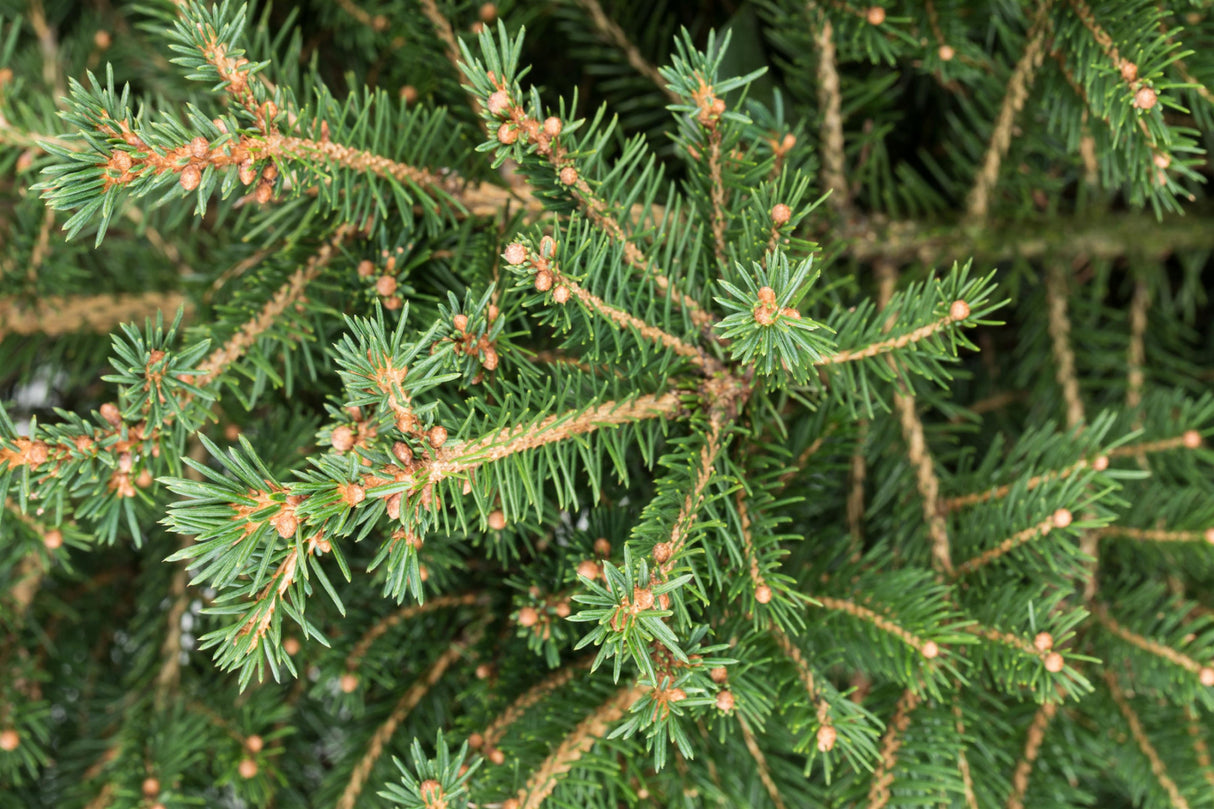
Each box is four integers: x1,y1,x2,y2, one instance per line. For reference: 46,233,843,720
652,542,673,564
715,690,735,712
667,688,687,702
238,758,258,779
938,44,955,61
245,735,264,754
1183,430,1203,449
239,160,257,185
1120,60,1139,83
543,117,563,138
283,637,301,655
94,30,112,50
1053,509,1073,529
488,509,506,530
487,90,511,116
190,136,209,160
489,748,506,765
0,729,17,752
554,601,570,618
755,584,772,604
921,641,940,659
633,587,655,611
400,85,419,104
386,493,402,520
1133,86,1158,110
552,285,570,304
453,314,469,332
255,182,273,204
43,529,63,550
482,347,499,371
340,672,359,693
419,780,443,805
757,286,777,306
710,666,728,684
376,275,398,297
468,732,484,749
1201,667,1214,687
577,559,600,580
817,724,837,752
559,166,578,185
771,204,791,226
504,243,527,265
136,469,154,489
1044,652,1064,673
340,483,366,507
142,777,160,797
331,426,355,452
428,425,448,448
866,6,886,24
534,270,553,292
180,165,201,191
497,122,518,144
1033,632,1054,652
393,441,414,465
517,606,539,627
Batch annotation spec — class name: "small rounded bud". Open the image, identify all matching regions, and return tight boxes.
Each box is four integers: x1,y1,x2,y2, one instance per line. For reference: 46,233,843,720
754,584,772,604
1182,430,1202,449
504,243,527,265
94,30,112,49
497,122,518,144
479,2,497,22
577,559,599,580
710,98,725,117
518,606,539,627
236,160,255,186
489,748,506,766
754,307,775,326
633,587,655,611
1044,652,1064,673
781,133,796,152
376,275,398,297
652,542,672,564
428,425,447,448
757,286,777,306
594,537,611,556
340,673,359,693
715,690,735,712
554,601,571,618
400,85,419,104
921,640,940,659
780,306,801,319
1120,60,1139,83
668,688,687,703
1204,528,1214,545
111,150,133,173
817,724,837,752
950,300,971,320
771,203,791,227
938,44,955,61
331,425,355,453
1092,455,1109,471
552,285,570,304
468,732,484,749
44,529,63,550
283,637,301,655
419,780,443,804
0,729,17,752
1053,509,1073,529
238,758,258,779
543,117,563,137
190,136,209,160
488,509,506,530
274,512,297,539
136,469,153,488
1033,632,1054,652
1201,667,1214,687
386,493,402,520
453,313,469,332
559,166,578,186
534,270,553,292
1153,152,1171,170
245,735,264,754
341,483,366,507
1133,86,1158,110
180,165,201,191
142,777,160,797
100,402,122,426
392,442,414,465
255,182,273,204
866,6,886,24
487,90,511,116
709,666,728,684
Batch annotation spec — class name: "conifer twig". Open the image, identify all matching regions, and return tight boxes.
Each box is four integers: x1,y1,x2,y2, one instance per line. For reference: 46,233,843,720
865,689,921,809
1105,671,1193,809
1092,603,1214,684
337,632,476,809
1046,264,1085,423
1096,525,1214,545
771,627,835,747
812,595,941,660
965,1,1051,222
1005,701,1058,809
0,292,193,337
810,9,851,216
814,306,971,366
735,490,768,598
513,682,648,809
1127,277,1149,410
952,512,1072,576
737,715,788,809
1184,706,1214,791
476,659,594,754
952,702,979,809
344,593,482,672
576,0,680,103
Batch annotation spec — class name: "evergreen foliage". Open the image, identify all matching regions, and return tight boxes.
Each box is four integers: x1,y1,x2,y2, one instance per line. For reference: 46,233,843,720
2,1,1213,807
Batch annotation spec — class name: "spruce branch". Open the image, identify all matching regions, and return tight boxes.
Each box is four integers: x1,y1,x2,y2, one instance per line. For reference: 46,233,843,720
1105,671,1194,809
1005,701,1058,809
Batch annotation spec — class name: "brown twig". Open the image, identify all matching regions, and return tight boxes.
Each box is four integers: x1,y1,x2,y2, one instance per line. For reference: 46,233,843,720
1105,671,1193,809
1005,701,1058,809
